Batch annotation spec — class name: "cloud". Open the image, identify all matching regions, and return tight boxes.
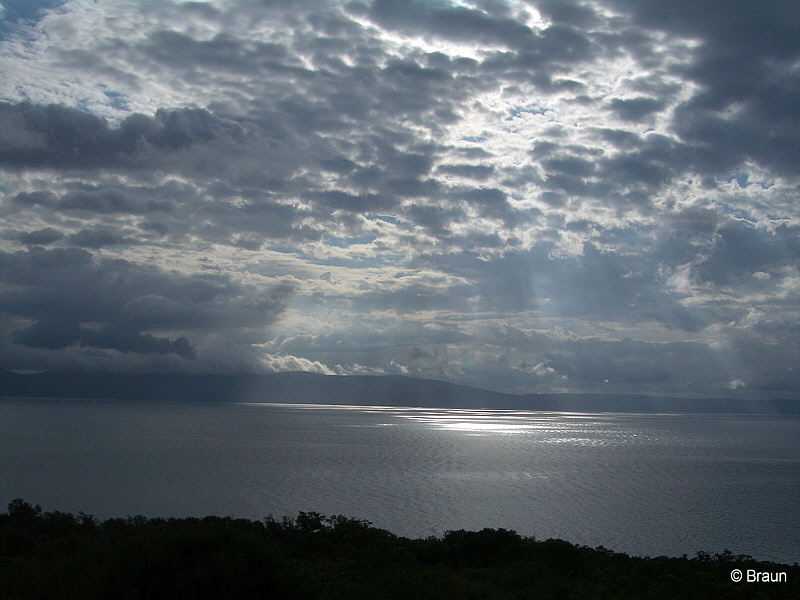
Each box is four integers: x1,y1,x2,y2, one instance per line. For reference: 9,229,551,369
1,246,294,364
12,318,196,359
258,352,336,375
695,221,797,286
437,163,495,180
67,227,133,248
371,0,538,49
607,97,665,122
15,227,64,246
0,0,797,397
0,102,246,171
11,318,81,351
604,0,800,178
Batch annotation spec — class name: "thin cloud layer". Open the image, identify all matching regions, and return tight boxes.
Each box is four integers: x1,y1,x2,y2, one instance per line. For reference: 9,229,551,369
1,0,798,397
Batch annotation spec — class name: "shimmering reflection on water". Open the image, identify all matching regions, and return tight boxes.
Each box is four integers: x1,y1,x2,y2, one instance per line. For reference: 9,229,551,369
2,400,798,563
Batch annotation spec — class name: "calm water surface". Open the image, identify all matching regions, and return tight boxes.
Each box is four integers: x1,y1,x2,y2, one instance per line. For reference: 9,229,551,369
1,398,798,563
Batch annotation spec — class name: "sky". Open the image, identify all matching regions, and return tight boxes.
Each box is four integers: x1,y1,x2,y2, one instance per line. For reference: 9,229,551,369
0,0,798,398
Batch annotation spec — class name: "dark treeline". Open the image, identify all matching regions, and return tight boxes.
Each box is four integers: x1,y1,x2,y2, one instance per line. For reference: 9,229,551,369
1,500,796,599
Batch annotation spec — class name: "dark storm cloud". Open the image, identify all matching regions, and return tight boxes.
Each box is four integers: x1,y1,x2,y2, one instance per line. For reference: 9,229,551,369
672,97,800,178
604,0,800,178
11,318,81,351
0,246,294,360
607,0,799,58
0,102,245,171
67,227,132,249
12,186,176,214
77,326,197,359
15,227,64,246
58,187,177,214
12,318,196,359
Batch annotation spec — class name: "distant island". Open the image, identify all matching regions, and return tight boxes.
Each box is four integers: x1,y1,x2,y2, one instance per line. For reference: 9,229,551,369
2,369,798,415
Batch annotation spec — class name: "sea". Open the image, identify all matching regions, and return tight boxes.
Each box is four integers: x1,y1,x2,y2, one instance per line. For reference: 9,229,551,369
1,398,798,564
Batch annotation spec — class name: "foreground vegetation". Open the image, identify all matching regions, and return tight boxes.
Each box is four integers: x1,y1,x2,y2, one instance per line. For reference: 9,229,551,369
2,500,796,599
